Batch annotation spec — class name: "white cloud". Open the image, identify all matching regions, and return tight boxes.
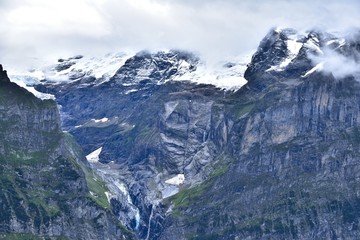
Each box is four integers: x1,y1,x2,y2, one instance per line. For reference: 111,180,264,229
0,0,359,71
310,48,360,79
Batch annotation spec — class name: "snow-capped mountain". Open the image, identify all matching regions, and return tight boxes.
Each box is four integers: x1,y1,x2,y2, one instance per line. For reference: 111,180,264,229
11,27,356,101
50,52,131,83
9,52,131,87
245,27,358,83
3,27,360,240
9,49,251,94
110,50,249,90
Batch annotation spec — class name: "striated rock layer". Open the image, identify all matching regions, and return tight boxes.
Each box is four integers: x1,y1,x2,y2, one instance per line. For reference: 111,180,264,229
160,28,360,239
30,28,360,239
0,65,134,240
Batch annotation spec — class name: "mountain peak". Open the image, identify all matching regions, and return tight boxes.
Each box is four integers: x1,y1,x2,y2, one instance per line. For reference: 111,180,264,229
10,50,251,91
0,64,10,83
245,27,360,88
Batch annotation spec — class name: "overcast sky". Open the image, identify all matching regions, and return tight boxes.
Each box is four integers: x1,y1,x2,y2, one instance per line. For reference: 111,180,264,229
0,0,360,70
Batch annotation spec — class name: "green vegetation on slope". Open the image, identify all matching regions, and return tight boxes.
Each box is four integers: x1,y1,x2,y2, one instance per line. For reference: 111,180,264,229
63,133,110,209
168,154,232,216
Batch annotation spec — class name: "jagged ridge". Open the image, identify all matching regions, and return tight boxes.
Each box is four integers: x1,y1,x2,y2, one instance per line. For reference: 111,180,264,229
5,27,360,239
0,65,134,240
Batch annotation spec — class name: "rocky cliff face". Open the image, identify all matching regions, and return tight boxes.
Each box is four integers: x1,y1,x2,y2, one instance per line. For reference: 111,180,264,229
0,65,134,239
38,77,231,238
28,28,360,239
33,47,237,237
159,29,360,239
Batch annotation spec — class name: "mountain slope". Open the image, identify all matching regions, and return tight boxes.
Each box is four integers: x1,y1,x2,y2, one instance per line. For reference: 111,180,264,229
38,78,232,238
0,65,134,239
159,28,360,239
13,28,360,239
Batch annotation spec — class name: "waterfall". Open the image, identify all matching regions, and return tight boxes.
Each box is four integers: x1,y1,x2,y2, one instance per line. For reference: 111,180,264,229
145,204,155,240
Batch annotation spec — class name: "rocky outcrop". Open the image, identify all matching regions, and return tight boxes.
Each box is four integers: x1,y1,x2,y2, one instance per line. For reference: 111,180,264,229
31,29,360,239
0,67,134,239
42,79,230,238
111,50,199,85
159,29,360,239
0,64,10,83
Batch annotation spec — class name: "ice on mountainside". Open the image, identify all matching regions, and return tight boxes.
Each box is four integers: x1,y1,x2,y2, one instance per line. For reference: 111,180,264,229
8,52,132,100
304,37,323,54
11,79,55,100
8,29,354,98
165,174,185,186
10,50,252,91
93,118,109,123
9,68,56,100
10,69,45,84
263,28,353,76
266,38,303,72
48,52,132,84
302,62,325,77
174,54,251,90
10,52,131,85
86,147,103,163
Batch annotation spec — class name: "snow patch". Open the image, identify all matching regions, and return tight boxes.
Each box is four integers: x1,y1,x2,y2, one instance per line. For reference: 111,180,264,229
49,52,131,83
104,191,112,202
11,80,55,100
10,52,132,86
9,51,252,91
125,89,138,94
266,40,303,72
93,118,109,123
86,147,102,163
274,27,282,33
302,62,325,77
338,39,346,48
287,40,303,56
174,54,251,91
326,39,346,49
304,38,323,54
326,40,337,45
9,69,45,85
165,174,185,186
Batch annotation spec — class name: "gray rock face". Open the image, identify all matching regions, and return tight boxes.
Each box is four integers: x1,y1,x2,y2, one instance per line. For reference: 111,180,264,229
32,29,360,239
111,50,199,85
0,64,10,83
159,29,360,239
0,69,134,239
38,72,230,237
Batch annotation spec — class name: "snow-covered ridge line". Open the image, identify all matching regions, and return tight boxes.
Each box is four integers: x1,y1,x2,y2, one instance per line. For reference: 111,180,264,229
266,39,303,72
173,55,250,91
302,62,325,77
165,174,185,186
10,50,252,91
47,52,132,84
11,79,55,100
264,28,352,76
86,147,103,163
